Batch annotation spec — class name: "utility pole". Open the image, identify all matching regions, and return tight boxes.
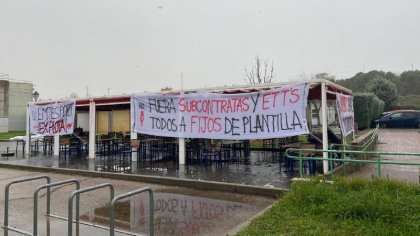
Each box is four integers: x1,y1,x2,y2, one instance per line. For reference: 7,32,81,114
179,72,186,165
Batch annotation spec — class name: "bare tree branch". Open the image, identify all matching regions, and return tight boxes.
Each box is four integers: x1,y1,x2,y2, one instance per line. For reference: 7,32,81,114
244,55,275,85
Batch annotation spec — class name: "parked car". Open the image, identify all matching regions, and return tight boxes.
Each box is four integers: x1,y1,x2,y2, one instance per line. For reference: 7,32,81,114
371,110,420,128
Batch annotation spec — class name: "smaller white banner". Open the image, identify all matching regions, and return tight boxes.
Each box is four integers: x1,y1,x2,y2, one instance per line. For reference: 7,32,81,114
336,93,354,136
29,100,76,135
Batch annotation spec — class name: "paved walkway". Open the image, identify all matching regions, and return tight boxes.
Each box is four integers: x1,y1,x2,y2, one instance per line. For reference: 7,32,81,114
0,168,274,236
349,129,420,183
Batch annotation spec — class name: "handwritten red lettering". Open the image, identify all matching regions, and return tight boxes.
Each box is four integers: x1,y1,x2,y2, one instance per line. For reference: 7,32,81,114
38,119,67,134
289,87,300,103
262,93,270,110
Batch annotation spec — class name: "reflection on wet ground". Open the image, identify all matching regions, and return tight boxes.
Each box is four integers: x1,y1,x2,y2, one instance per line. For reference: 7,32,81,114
80,192,258,236
0,141,295,188
0,167,274,236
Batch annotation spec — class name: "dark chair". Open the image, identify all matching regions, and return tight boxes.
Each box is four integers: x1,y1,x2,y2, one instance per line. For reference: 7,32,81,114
42,136,54,154
116,141,132,173
149,139,168,161
288,143,317,176
186,139,201,163
201,142,224,164
59,138,71,159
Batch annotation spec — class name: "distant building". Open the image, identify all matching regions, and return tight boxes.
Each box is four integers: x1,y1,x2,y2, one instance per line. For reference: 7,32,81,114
0,78,34,132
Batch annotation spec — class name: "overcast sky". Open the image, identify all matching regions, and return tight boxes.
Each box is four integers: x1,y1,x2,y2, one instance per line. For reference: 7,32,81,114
1,0,420,99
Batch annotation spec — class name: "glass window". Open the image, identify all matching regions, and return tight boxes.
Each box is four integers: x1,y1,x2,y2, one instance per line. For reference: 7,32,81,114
404,112,417,118
390,113,403,118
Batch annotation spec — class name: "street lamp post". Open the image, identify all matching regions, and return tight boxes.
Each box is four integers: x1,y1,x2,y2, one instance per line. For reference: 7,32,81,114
32,91,39,102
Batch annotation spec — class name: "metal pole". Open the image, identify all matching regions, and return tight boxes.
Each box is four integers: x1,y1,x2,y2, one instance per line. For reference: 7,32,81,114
4,176,50,233
298,149,303,178
68,183,114,236
33,179,80,236
321,80,329,174
110,187,154,236
25,104,31,156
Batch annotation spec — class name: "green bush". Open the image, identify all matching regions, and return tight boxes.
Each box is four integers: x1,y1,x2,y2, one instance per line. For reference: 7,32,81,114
371,96,384,119
391,95,420,110
354,93,384,129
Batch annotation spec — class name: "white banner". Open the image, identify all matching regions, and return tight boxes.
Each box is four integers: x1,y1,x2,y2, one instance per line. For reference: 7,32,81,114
336,93,354,136
29,100,76,135
131,83,309,140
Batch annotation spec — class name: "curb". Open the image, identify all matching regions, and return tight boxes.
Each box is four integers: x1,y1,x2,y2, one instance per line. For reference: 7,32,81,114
0,162,287,199
226,202,276,235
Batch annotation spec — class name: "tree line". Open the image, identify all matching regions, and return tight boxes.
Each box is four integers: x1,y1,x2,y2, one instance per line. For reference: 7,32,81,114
334,70,420,96
334,70,420,110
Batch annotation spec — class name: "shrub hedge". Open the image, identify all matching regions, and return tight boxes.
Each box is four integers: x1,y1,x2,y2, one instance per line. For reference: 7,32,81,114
391,95,420,110
354,93,384,129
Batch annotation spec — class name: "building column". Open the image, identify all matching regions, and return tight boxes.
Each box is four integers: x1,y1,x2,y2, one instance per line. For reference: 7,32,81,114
131,131,137,161
53,135,59,156
321,80,329,174
179,75,186,165
88,100,96,159
179,138,186,165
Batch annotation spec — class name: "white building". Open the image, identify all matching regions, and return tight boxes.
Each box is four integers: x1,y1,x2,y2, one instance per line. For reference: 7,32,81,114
0,75,34,132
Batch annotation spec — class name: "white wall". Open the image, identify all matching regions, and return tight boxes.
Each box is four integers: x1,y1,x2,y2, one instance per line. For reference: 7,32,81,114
8,82,33,131
0,118,8,132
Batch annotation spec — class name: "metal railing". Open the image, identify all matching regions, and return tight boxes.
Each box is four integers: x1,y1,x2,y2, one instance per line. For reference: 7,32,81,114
326,126,379,172
3,176,155,236
3,175,51,236
110,187,154,236
67,183,115,236
33,179,80,236
286,148,420,178
330,125,379,152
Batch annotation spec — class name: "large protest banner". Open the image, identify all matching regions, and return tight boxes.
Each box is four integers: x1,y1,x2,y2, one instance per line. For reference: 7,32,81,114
336,93,354,136
29,100,76,135
131,83,310,140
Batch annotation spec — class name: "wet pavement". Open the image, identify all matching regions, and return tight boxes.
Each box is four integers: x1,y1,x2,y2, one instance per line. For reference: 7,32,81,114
349,129,420,183
0,168,274,236
0,141,295,188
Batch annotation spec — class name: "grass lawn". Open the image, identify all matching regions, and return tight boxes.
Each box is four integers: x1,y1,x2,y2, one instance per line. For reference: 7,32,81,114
237,178,420,235
0,131,26,140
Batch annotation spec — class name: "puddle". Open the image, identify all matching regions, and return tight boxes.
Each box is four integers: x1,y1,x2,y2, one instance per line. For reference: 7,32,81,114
80,192,258,236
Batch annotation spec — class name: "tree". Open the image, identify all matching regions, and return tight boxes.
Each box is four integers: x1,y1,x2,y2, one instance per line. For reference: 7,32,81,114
398,70,420,95
160,86,173,92
314,73,336,82
298,72,335,82
367,77,398,111
335,70,399,94
70,92,78,98
244,55,274,84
